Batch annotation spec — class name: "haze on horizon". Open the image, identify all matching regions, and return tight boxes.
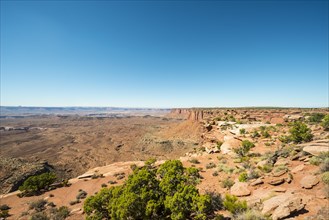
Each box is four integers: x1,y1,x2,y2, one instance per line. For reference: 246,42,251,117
1,0,328,108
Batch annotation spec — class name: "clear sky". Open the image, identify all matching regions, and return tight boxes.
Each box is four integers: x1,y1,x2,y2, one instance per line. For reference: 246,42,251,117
1,0,328,108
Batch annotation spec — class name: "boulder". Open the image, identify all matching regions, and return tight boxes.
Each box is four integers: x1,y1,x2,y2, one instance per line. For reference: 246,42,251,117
300,175,319,189
271,197,305,220
262,192,305,220
230,182,251,197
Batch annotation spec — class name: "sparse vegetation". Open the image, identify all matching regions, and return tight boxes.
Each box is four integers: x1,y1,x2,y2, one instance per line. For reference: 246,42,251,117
239,128,246,134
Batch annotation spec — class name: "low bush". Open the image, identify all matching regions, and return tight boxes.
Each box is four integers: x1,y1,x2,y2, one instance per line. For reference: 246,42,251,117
206,191,223,211
0,210,10,218
234,140,255,157
206,162,216,169
76,190,87,200
223,194,248,215
235,209,267,220
0,204,10,211
19,173,56,195
69,200,80,206
258,164,273,173
321,114,329,130
221,178,234,189
50,206,70,220
189,158,200,164
308,113,325,123
238,172,248,182
320,159,329,173
29,199,47,212
322,172,329,185
30,212,49,220
239,128,246,134
217,141,223,150
289,121,313,143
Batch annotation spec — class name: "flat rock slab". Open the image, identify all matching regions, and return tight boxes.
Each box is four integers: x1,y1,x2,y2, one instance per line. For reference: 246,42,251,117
273,169,287,177
250,178,264,186
268,178,285,186
300,175,319,189
291,164,304,174
230,182,251,197
299,139,329,156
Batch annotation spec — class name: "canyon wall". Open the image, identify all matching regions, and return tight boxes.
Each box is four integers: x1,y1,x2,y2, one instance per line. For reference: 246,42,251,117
169,108,329,123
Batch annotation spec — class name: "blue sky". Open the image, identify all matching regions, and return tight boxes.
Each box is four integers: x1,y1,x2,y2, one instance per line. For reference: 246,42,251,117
1,0,328,108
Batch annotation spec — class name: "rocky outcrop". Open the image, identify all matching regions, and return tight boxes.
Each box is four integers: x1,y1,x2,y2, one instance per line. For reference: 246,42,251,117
0,157,54,194
262,192,306,220
299,139,329,156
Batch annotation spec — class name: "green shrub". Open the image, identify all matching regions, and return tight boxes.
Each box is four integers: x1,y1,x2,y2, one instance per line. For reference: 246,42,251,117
217,141,223,150
84,160,215,220
221,178,234,189
0,205,10,211
322,115,329,130
322,172,329,185
234,140,255,157
259,164,273,173
251,131,260,138
223,194,247,215
261,130,271,138
238,172,248,182
0,210,10,218
19,173,56,195
308,113,325,123
239,129,246,134
289,121,313,143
